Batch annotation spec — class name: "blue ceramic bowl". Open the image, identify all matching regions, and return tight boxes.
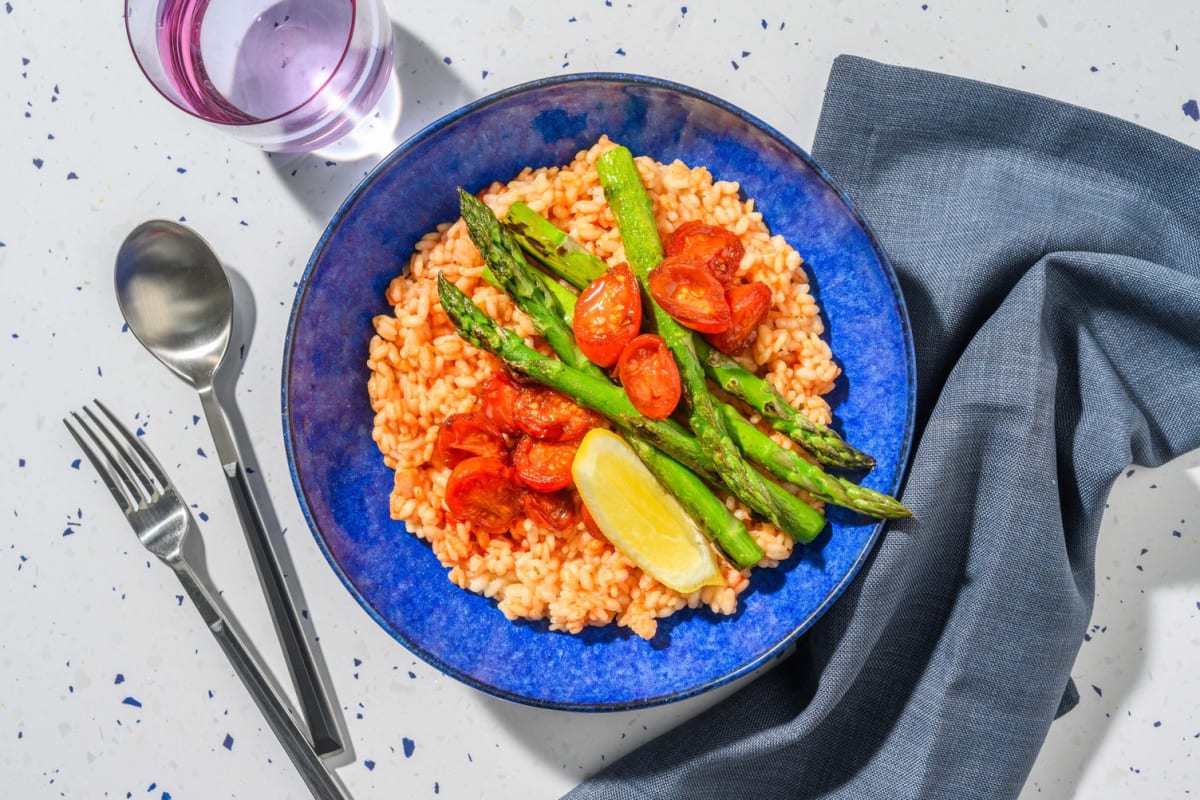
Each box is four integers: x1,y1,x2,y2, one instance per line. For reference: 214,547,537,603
283,73,915,711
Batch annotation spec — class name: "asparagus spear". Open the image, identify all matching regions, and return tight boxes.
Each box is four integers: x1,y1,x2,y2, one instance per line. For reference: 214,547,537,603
460,190,766,568
437,273,828,543
501,199,875,470
717,405,910,518
505,201,597,291
596,146,786,527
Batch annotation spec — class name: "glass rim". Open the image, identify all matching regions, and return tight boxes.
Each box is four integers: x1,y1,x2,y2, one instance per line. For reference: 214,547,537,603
123,0,362,128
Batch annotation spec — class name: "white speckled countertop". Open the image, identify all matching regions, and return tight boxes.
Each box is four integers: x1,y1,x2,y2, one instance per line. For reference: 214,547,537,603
1,1,1197,797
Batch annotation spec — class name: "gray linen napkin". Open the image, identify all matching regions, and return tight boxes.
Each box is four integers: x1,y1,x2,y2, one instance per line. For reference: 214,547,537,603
565,55,1200,800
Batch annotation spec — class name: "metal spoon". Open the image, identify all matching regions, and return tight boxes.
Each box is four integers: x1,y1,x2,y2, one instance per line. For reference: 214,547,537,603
114,220,344,759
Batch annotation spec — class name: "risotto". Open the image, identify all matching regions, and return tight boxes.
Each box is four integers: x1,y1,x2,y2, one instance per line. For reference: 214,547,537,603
366,136,840,640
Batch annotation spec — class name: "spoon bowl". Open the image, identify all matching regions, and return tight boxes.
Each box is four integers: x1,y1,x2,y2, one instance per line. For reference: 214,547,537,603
115,220,232,390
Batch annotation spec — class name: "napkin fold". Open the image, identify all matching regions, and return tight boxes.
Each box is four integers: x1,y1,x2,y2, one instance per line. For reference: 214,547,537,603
565,55,1200,800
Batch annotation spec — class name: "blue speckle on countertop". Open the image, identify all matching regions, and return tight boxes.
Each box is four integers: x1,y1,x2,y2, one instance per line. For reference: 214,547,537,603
402,737,415,758
223,733,234,750
121,697,142,708
114,673,125,684
615,47,626,56
1184,99,1199,121
32,158,43,169
364,759,375,771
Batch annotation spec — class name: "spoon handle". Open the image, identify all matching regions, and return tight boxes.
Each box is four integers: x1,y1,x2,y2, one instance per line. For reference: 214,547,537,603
199,386,345,758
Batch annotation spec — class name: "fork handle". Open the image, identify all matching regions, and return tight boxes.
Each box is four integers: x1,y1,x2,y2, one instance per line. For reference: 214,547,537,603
199,387,344,757
173,563,351,800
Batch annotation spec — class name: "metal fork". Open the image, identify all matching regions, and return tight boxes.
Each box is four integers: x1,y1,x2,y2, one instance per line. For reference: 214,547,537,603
64,400,349,800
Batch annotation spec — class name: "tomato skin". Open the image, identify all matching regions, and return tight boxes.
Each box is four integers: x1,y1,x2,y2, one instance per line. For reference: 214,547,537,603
573,262,642,368
444,456,525,533
523,489,579,531
433,412,509,470
616,334,682,419
512,435,579,493
647,256,732,334
705,281,773,355
664,221,745,286
513,386,602,441
477,370,522,434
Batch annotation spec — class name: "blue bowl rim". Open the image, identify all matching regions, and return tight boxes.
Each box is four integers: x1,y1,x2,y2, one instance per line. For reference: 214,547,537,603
281,71,917,711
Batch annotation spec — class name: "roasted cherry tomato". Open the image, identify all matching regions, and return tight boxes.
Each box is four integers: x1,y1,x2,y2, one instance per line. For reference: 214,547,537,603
572,262,642,368
647,256,731,334
664,220,745,286
512,435,579,493
704,281,773,355
523,489,579,531
617,334,682,419
433,412,508,469
513,386,601,441
444,456,525,533
477,370,522,434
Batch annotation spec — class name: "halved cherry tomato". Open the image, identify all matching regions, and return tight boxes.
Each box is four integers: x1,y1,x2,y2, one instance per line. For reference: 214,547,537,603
647,256,731,334
478,370,522,434
616,334,682,419
572,262,642,368
523,489,579,530
513,386,602,441
664,220,745,286
512,435,579,493
704,281,773,355
433,412,508,469
444,456,525,533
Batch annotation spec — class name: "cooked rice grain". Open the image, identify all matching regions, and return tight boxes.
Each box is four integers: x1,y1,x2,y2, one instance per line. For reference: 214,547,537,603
367,136,838,639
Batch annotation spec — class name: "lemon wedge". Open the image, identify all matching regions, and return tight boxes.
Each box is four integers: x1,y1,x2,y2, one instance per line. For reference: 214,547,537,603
572,428,724,594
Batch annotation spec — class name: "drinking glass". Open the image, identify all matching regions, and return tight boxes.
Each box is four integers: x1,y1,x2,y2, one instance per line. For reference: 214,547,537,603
126,0,396,153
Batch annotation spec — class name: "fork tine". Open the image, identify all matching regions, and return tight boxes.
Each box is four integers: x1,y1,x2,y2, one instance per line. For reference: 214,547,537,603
64,413,134,514
93,399,172,491
83,403,159,500
72,408,149,508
